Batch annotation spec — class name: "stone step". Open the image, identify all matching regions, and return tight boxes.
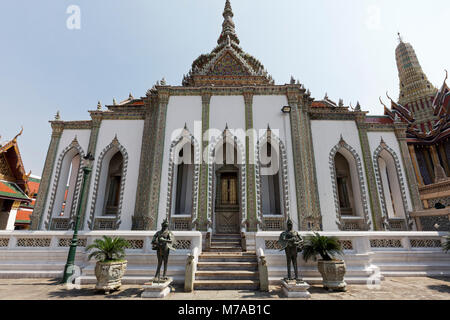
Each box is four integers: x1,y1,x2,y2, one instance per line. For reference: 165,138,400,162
211,240,241,245
197,261,258,271
211,235,241,240
196,270,259,280
209,242,242,248
201,251,256,256
207,247,244,252
199,255,256,263
194,279,260,290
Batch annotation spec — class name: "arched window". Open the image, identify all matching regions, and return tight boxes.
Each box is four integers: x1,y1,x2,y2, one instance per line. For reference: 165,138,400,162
373,142,410,230
329,137,370,231
334,152,355,216
47,141,84,230
174,144,195,216
103,151,123,216
88,136,128,230
260,142,282,215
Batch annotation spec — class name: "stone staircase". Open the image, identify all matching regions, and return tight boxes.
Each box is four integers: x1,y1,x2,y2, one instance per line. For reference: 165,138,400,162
194,234,260,290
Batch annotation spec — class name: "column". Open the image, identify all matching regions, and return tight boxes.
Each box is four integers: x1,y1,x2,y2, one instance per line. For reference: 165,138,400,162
355,116,383,230
408,144,424,186
30,121,64,230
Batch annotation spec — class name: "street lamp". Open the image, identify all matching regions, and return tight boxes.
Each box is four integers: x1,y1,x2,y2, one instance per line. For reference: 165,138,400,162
62,152,95,283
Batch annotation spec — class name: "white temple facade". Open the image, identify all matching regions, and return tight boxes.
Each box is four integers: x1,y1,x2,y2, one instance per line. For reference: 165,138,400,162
31,0,423,235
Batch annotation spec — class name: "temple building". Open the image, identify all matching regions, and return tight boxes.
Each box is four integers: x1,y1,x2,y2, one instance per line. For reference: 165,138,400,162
0,129,32,230
380,34,450,231
32,1,437,234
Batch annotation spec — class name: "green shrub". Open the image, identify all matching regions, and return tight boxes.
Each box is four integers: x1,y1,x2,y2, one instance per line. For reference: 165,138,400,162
302,232,343,262
86,236,129,263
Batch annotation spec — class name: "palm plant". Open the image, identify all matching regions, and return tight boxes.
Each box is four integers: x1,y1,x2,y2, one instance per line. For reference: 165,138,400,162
302,232,343,262
86,236,129,262
444,236,450,253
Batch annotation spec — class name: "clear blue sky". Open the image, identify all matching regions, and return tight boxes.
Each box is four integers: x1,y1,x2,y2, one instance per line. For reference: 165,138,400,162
0,0,448,176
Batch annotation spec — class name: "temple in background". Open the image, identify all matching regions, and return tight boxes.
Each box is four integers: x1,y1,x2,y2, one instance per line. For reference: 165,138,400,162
381,34,450,231
0,130,33,230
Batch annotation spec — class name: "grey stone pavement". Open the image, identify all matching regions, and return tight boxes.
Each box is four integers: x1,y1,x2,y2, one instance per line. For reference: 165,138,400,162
0,277,448,300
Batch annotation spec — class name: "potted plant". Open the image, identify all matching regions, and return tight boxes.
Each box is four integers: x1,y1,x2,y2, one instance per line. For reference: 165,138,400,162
302,232,346,292
86,236,129,294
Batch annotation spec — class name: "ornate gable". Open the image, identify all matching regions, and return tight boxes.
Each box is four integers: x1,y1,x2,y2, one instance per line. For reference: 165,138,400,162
182,1,274,87
211,52,249,76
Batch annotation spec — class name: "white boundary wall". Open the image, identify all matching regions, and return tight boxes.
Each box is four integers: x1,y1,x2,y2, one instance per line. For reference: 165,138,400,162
0,231,202,285
0,231,448,286
255,231,450,285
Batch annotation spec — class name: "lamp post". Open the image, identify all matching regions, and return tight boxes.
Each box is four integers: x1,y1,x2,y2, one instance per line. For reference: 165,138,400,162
281,106,292,226
62,152,95,283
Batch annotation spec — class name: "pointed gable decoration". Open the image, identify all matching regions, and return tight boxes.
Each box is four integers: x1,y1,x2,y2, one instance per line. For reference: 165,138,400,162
182,0,274,87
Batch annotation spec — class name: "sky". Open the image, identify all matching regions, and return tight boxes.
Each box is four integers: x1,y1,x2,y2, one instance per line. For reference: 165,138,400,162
0,0,449,176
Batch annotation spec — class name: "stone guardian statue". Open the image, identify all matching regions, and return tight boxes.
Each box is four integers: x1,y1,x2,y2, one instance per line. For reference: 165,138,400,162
278,218,304,280
151,218,175,282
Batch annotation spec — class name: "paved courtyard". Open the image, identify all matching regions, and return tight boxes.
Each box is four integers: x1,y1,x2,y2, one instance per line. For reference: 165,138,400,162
0,277,448,300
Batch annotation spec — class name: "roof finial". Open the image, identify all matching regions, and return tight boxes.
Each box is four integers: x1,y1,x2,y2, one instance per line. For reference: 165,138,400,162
55,111,61,120
218,0,239,45
97,101,102,110
397,32,403,43
113,98,117,105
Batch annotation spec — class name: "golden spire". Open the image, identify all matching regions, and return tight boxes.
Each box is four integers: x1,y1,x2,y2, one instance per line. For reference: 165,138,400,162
395,34,437,105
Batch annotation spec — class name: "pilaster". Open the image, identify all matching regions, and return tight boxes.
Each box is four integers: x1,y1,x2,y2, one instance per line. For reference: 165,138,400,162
394,124,423,212
78,114,101,229
133,96,156,230
300,95,322,230
197,90,212,231
243,89,257,231
355,115,383,230
286,89,307,230
145,89,170,230
30,121,64,230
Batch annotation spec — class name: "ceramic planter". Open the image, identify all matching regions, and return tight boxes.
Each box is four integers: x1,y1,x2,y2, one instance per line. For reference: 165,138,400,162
317,259,347,291
94,260,127,293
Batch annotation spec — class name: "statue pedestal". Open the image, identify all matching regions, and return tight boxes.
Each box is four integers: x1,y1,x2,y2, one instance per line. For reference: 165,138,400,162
281,279,311,298
141,277,173,298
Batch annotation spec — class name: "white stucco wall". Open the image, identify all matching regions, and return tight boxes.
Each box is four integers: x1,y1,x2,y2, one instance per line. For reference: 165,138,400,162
310,120,373,231
367,131,412,211
252,95,299,229
157,96,202,227
84,120,144,230
42,129,90,228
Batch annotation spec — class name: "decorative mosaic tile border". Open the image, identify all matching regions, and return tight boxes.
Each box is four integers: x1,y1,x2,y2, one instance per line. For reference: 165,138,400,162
206,129,247,230
372,140,411,230
328,136,371,230
255,130,290,230
165,128,200,229
45,137,85,230
87,136,128,230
